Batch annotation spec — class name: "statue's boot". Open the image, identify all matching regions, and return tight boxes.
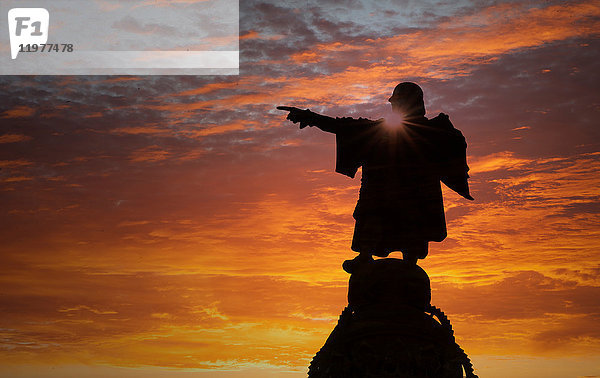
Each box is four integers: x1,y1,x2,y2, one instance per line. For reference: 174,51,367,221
342,253,373,274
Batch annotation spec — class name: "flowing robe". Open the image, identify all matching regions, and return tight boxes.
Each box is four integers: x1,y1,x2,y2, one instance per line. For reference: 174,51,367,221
332,113,471,257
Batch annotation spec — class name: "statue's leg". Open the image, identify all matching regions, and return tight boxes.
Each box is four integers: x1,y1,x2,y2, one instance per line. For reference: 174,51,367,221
402,252,418,265
401,241,428,265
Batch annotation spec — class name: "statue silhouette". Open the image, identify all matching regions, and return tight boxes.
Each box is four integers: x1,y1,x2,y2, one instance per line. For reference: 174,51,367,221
278,83,478,377
278,82,473,273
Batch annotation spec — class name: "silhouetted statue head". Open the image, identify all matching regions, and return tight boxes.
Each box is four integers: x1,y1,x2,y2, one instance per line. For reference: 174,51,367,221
388,82,426,118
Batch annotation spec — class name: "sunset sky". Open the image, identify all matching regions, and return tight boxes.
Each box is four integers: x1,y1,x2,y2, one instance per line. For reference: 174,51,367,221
1,0,600,377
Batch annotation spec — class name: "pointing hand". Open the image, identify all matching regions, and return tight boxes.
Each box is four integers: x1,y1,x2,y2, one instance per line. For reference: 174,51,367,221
277,106,312,128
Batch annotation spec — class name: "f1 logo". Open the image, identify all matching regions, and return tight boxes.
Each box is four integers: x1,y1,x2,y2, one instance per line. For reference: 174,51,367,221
8,8,49,59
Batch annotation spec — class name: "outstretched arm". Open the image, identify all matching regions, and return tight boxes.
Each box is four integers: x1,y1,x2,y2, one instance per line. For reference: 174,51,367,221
278,106,378,179
277,106,341,133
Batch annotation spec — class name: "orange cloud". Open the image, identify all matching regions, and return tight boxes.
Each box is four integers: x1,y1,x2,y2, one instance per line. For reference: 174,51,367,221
1,106,36,118
111,126,172,136
292,1,600,69
0,159,33,168
2,176,33,183
129,146,171,162
0,134,32,143
468,151,531,173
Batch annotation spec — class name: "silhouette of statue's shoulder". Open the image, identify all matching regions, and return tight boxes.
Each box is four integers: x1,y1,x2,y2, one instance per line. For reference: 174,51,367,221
429,112,453,129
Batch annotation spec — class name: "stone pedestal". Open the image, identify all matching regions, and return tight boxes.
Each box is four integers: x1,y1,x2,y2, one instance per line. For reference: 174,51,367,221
308,258,477,378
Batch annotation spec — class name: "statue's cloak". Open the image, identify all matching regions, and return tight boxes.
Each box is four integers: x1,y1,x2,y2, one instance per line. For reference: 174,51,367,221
333,113,472,257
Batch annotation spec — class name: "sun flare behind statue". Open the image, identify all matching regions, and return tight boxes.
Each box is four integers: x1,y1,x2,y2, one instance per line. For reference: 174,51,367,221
382,111,405,129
